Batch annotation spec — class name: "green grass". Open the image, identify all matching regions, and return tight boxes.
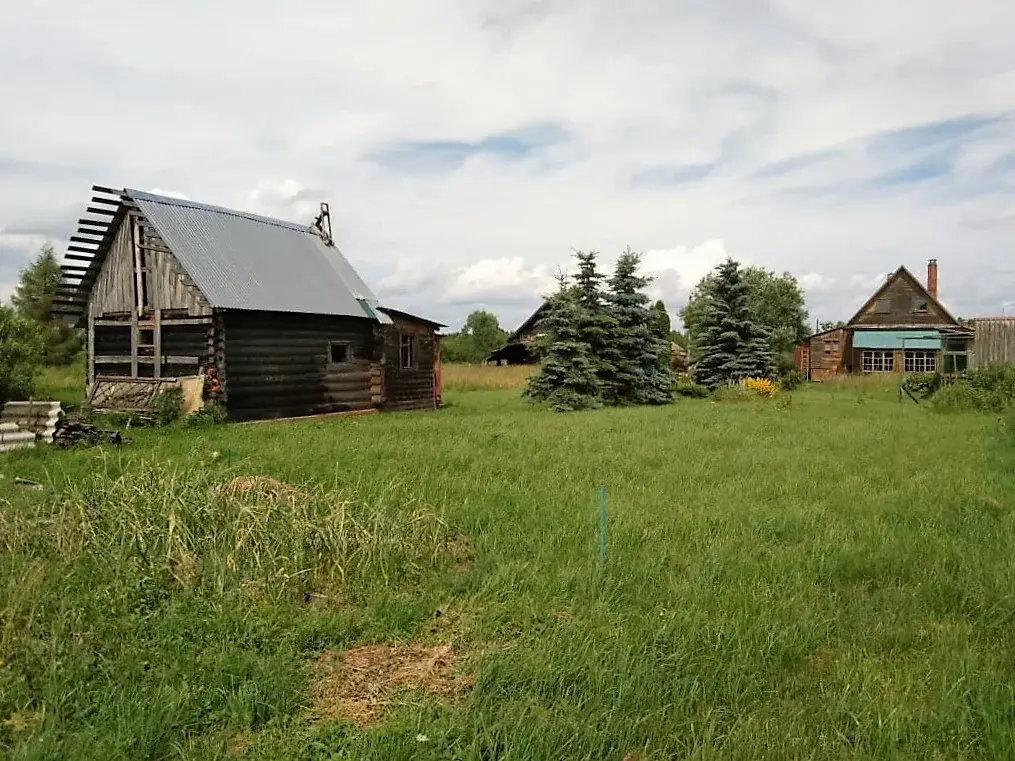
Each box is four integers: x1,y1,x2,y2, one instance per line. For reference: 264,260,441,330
2,384,1015,760
31,356,86,407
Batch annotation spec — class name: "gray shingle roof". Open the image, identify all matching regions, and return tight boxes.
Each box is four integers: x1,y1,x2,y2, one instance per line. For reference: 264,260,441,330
127,189,391,322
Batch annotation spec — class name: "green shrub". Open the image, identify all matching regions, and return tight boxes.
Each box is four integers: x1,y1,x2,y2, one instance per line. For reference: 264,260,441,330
184,400,229,428
673,374,709,398
711,384,755,403
151,386,184,425
777,368,806,391
930,364,1015,413
903,371,943,399
0,305,44,405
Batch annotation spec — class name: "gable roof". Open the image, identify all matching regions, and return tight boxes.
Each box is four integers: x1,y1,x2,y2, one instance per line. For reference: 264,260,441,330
846,265,958,327
128,190,389,321
53,186,392,323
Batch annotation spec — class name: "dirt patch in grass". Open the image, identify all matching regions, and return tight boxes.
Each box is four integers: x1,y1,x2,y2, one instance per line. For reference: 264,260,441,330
213,475,304,501
308,643,472,727
445,534,472,572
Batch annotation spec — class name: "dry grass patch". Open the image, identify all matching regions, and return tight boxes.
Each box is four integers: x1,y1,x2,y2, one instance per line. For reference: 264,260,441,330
441,363,533,391
212,475,305,501
308,643,472,727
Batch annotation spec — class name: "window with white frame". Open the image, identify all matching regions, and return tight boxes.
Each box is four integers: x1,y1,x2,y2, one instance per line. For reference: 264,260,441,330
862,350,895,372
904,350,936,373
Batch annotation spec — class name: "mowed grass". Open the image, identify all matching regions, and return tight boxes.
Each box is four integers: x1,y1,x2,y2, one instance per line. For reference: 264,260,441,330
3,382,1015,760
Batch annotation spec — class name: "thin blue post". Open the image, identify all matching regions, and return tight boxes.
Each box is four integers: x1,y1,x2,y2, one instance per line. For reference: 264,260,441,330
598,486,607,569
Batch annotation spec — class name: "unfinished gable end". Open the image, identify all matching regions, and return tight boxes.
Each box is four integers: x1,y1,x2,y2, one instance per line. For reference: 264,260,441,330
88,211,211,319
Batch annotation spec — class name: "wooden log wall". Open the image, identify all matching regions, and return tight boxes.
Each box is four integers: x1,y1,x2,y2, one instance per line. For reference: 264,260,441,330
222,311,377,421
380,319,438,411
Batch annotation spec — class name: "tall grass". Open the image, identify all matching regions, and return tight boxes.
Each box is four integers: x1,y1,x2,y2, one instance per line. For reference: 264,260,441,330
442,362,533,391
31,354,86,406
3,385,1015,759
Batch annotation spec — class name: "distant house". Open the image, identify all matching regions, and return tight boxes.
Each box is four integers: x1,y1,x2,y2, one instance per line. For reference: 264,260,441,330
51,185,444,421
485,302,548,365
795,259,974,380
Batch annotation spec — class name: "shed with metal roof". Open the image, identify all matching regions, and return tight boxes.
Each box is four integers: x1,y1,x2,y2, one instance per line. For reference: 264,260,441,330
51,185,444,421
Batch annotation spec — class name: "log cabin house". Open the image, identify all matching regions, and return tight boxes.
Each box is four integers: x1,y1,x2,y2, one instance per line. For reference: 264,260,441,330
794,259,974,380
50,186,444,421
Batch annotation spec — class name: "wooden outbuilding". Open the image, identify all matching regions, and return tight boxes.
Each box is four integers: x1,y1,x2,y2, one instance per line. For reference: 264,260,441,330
51,186,444,421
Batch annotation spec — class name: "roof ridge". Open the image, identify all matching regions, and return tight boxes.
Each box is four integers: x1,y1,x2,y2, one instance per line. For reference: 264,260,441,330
125,189,312,234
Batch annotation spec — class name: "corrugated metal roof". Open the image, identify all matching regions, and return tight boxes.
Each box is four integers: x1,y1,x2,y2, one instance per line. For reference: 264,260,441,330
853,329,942,349
127,189,391,323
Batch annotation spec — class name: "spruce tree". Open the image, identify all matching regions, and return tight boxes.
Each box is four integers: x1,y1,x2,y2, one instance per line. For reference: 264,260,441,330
571,250,620,399
11,242,83,365
693,257,775,389
523,274,602,412
607,248,673,405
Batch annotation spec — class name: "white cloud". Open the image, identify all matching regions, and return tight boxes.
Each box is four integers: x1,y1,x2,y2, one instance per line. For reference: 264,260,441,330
0,0,1012,329
149,188,190,201
798,272,834,293
445,257,556,304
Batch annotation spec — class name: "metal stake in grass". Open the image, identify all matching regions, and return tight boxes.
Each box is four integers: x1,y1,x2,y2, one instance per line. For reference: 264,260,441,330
598,486,607,569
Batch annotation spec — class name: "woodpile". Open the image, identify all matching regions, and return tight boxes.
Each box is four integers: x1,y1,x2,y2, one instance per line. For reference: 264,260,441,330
52,419,123,448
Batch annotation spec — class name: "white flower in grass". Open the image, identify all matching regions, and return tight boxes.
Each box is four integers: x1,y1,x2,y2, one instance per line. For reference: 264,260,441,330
416,733,429,743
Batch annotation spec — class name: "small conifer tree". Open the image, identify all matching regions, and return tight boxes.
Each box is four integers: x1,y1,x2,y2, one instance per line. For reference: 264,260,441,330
571,250,620,399
523,274,602,412
607,248,672,404
693,257,775,389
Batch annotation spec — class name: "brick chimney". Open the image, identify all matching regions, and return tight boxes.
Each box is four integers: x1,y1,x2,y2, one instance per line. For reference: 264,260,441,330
927,258,938,299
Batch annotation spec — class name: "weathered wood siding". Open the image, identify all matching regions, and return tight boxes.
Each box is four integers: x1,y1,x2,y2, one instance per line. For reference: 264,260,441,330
222,311,377,421
87,213,211,318
137,218,212,316
807,328,846,380
972,319,1015,366
380,316,438,411
88,217,136,316
850,271,951,327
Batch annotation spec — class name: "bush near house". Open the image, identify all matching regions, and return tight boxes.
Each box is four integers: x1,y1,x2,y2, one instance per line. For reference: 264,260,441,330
931,364,1015,412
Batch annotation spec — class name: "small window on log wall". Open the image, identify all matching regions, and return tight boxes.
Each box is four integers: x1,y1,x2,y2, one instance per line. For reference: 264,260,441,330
328,341,351,364
913,299,928,313
400,334,416,369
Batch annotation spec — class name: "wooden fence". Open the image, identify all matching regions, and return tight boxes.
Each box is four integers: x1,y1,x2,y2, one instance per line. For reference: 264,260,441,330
972,318,1015,367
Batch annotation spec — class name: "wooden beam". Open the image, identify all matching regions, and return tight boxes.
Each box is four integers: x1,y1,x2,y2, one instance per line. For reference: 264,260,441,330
153,309,162,380
130,310,138,377
92,184,123,195
87,311,95,390
70,235,104,245
60,265,89,273
94,355,200,365
68,245,100,254
64,253,96,262
85,206,117,216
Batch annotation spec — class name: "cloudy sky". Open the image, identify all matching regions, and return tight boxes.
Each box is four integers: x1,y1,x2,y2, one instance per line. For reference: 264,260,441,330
2,1,1014,332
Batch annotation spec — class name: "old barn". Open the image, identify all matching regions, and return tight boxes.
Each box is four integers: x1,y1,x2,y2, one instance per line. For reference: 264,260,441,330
51,186,444,421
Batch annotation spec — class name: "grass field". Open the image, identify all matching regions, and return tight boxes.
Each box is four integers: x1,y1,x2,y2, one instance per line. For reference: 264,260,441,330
3,375,1015,760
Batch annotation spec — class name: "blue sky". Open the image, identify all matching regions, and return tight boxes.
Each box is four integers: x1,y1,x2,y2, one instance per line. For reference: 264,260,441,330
1,0,1014,331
